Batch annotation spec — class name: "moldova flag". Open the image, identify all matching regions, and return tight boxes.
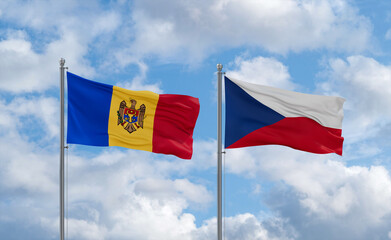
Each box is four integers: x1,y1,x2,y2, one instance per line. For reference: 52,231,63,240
225,76,345,155
67,72,200,159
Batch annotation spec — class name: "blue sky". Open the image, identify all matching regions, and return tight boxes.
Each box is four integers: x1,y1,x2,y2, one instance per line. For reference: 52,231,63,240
1,0,391,239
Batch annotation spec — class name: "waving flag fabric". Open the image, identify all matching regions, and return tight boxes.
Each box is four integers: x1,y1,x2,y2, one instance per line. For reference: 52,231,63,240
225,76,345,155
67,72,200,159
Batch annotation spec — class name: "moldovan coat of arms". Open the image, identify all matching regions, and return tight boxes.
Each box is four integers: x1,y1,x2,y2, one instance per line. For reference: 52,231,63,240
117,98,146,134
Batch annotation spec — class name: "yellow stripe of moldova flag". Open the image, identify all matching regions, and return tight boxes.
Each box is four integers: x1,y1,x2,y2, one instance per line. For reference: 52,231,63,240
108,86,159,152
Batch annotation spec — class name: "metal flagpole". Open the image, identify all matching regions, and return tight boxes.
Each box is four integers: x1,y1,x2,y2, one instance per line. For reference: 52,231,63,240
217,64,223,240
59,58,65,240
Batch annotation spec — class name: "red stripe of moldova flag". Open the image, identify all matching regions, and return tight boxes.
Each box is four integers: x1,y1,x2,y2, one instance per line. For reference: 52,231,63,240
153,94,200,159
67,72,200,159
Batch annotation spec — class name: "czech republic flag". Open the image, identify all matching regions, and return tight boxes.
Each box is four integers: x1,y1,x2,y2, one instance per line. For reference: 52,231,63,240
225,76,345,155
67,72,200,159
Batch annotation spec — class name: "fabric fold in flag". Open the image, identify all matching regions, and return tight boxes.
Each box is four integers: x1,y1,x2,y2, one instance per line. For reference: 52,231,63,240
67,72,200,159
225,76,345,155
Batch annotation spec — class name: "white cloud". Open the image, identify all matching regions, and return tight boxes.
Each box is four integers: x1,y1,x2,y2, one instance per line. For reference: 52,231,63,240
225,141,391,225
0,0,374,93
0,1,120,35
319,55,391,146
0,96,59,193
106,194,197,240
128,0,372,62
113,58,163,93
0,1,159,94
224,145,391,239
225,147,259,177
0,29,94,93
5,96,59,138
0,1,122,93
226,56,296,90
194,213,296,240
67,219,107,240
41,217,107,240
267,155,391,221
134,178,213,206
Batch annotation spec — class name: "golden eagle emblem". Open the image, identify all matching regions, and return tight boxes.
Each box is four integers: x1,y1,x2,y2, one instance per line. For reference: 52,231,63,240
117,98,146,134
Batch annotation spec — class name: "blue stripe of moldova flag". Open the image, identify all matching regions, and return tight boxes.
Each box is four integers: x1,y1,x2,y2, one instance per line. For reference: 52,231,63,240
67,72,113,146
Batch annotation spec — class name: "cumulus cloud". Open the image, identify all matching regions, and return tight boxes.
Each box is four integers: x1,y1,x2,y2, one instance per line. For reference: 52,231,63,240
263,151,391,221
134,178,213,206
0,0,122,93
2,96,59,139
0,1,120,35
194,213,296,240
113,58,163,93
226,56,295,90
319,55,391,149
0,0,373,93
128,0,372,62
0,0,164,94
0,33,91,94
223,145,391,240
0,96,59,193
0,97,60,238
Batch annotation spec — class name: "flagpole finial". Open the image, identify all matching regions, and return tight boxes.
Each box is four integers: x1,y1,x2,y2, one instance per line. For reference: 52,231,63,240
217,64,223,72
60,58,65,66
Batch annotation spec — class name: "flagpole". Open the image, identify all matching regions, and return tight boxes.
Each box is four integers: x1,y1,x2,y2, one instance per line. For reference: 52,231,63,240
217,64,223,240
59,58,65,240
